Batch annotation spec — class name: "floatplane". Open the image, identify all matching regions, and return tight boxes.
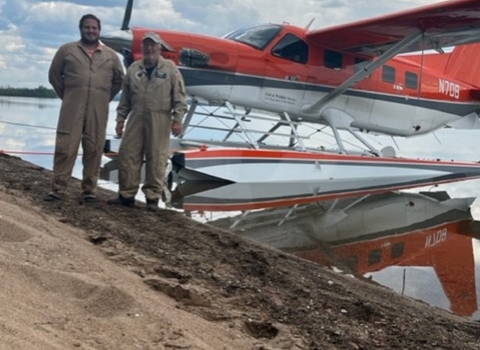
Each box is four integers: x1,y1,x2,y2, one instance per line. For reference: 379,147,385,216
212,191,479,317
101,0,480,211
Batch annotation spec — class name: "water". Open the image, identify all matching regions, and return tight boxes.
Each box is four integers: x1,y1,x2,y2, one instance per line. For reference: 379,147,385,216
0,96,119,192
2,95,480,320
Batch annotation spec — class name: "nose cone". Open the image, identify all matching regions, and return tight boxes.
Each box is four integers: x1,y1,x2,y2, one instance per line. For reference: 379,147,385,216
100,29,133,55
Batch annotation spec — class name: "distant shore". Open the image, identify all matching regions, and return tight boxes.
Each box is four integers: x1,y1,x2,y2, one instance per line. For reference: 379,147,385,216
0,87,121,101
0,86,57,99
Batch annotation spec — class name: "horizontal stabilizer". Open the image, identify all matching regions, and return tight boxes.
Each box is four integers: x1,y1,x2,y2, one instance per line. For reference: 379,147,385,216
446,113,480,129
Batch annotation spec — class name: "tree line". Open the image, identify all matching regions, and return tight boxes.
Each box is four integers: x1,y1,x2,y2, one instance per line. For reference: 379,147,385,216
0,86,57,98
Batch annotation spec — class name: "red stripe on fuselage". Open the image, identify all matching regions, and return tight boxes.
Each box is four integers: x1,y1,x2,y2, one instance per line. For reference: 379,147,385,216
181,148,480,168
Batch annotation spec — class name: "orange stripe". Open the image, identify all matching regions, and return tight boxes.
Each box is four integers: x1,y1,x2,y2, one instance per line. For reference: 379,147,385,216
181,148,480,167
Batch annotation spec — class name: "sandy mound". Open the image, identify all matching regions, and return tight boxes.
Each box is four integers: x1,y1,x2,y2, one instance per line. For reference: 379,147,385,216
1,152,479,349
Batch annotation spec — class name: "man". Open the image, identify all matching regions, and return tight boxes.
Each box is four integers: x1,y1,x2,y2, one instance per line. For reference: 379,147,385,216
107,32,187,211
44,14,124,202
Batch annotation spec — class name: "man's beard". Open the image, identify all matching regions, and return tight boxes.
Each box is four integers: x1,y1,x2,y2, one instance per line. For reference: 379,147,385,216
81,35,99,45
143,53,158,67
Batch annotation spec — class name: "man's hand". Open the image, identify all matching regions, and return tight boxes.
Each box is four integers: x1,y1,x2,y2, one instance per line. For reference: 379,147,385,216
115,121,125,138
171,121,183,137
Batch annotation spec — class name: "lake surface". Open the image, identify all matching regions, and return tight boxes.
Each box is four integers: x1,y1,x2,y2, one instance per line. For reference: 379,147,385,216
0,96,119,193
2,95,480,320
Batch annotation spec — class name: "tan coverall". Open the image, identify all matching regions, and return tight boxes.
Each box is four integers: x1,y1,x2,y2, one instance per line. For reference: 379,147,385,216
116,57,187,201
48,41,124,195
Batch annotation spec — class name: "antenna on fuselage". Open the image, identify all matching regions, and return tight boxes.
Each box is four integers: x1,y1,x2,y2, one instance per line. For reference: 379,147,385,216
305,18,315,30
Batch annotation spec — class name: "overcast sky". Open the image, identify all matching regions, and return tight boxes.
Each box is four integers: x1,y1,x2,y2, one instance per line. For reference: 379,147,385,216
0,0,446,88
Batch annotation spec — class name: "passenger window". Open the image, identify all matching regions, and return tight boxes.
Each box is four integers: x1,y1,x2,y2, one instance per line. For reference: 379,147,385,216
405,71,418,89
271,34,308,64
391,242,404,259
382,65,395,83
367,249,382,266
324,50,343,69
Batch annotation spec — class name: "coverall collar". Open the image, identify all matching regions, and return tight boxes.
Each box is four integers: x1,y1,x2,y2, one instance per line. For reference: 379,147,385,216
140,56,166,71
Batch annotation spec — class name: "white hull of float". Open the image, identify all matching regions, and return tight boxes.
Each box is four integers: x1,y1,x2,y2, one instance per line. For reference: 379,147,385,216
171,148,480,211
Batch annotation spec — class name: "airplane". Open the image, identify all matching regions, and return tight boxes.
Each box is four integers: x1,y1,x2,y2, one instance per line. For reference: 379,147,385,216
101,0,480,156
98,3,480,315
214,191,479,317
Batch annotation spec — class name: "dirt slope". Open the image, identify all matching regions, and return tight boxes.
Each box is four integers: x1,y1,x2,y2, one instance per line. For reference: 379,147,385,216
1,152,480,350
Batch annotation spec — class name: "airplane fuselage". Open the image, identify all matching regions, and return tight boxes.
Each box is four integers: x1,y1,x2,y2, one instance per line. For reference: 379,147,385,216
103,21,480,138
182,65,476,136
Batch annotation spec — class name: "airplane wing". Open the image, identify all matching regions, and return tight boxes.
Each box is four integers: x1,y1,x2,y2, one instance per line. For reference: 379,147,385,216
306,0,480,57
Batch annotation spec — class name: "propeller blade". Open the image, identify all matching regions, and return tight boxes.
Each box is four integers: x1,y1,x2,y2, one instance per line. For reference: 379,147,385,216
121,0,133,30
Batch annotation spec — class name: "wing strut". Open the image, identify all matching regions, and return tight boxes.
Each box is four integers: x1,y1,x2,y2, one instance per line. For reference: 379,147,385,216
180,98,199,135
282,112,306,151
225,102,259,148
301,30,423,115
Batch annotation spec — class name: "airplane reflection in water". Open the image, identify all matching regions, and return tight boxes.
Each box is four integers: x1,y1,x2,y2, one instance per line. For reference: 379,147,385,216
209,191,480,318
100,153,480,317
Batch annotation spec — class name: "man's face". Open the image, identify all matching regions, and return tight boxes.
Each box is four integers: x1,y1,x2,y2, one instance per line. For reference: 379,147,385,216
80,18,100,45
142,39,161,63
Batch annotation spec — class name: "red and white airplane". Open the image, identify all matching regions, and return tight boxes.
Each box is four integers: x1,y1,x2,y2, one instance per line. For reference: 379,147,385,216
102,0,480,155
100,0,480,211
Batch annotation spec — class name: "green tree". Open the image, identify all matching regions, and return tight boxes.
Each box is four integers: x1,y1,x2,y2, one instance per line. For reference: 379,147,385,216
0,85,57,98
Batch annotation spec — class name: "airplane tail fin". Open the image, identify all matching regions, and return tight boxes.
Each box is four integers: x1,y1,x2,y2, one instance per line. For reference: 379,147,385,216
444,44,480,88
410,44,480,128
406,44,480,88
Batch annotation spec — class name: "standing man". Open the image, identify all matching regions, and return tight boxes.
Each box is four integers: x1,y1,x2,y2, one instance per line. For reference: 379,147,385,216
107,32,187,211
44,14,124,202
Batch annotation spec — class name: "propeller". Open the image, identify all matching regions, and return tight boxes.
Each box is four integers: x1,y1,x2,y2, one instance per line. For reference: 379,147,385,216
121,0,133,30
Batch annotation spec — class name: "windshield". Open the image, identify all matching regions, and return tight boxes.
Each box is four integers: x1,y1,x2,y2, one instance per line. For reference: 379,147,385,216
223,24,283,50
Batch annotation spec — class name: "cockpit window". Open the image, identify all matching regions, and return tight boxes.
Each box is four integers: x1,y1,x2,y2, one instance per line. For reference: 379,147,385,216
271,34,308,64
223,24,283,50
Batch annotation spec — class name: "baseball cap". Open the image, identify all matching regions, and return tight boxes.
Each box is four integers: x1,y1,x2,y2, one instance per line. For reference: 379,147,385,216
142,32,163,45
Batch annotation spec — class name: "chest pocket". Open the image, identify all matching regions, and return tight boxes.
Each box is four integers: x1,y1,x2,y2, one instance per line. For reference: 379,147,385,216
63,52,91,86
93,56,114,72
130,70,149,93
151,70,171,88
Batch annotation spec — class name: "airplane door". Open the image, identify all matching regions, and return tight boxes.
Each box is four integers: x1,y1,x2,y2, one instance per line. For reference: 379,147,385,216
261,34,308,112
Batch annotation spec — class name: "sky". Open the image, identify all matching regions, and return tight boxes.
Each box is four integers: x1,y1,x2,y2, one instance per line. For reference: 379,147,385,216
0,0,446,88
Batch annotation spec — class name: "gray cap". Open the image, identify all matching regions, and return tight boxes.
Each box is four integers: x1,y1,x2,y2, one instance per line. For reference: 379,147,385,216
142,32,163,45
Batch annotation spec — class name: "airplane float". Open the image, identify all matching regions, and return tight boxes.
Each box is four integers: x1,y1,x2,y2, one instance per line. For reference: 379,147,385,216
215,191,479,317
169,149,480,211
101,0,480,211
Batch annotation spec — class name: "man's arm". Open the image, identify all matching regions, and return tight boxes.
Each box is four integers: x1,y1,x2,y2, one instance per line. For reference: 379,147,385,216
48,46,65,100
171,67,188,137
115,72,132,137
110,52,125,101
171,66,188,120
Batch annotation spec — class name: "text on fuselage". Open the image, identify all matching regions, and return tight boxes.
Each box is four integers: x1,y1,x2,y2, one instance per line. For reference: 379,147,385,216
424,228,447,248
438,79,460,99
